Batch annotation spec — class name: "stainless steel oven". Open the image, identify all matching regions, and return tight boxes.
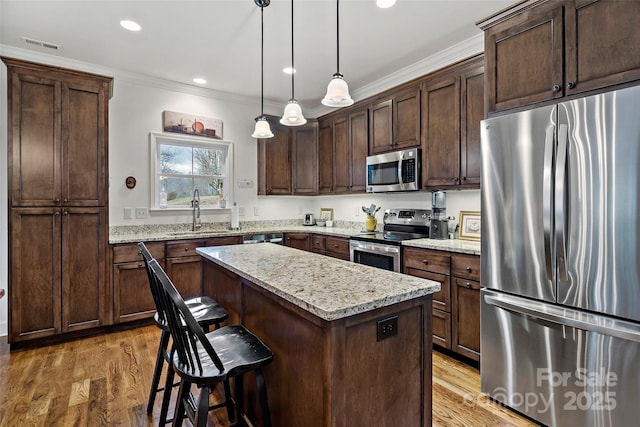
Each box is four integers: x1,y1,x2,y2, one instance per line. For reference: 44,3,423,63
350,240,401,272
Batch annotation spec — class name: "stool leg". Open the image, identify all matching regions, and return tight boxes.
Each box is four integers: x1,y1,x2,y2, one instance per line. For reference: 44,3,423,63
255,368,272,427
147,329,170,414
223,379,235,423
159,355,176,425
235,374,244,422
196,386,210,427
173,380,190,427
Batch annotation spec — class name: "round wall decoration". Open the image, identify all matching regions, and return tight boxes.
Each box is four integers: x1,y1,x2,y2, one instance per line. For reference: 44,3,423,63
125,176,137,189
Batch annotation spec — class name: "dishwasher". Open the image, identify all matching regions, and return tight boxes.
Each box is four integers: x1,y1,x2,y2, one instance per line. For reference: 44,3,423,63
241,233,284,245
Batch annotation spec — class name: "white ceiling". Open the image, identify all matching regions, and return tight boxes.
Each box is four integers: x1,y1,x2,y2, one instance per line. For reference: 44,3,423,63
0,0,513,112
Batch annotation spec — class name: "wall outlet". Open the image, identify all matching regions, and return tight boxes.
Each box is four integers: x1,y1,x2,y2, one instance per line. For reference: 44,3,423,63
135,207,148,219
377,315,398,341
254,206,260,216
123,207,132,220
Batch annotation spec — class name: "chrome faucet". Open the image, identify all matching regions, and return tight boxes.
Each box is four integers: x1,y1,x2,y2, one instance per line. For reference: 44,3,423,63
192,188,201,231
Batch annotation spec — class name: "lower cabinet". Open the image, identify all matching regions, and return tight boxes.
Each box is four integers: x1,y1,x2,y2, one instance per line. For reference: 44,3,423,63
284,232,311,251
311,234,350,260
165,239,207,299
9,207,108,343
403,246,480,362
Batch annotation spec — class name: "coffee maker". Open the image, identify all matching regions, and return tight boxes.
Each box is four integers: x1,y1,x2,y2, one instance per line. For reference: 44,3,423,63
429,191,449,239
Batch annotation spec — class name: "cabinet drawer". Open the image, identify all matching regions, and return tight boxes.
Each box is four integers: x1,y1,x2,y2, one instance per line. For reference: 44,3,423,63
403,267,450,312
205,236,242,246
432,308,451,349
325,236,349,258
451,254,480,281
166,239,207,258
312,235,326,252
403,247,450,275
113,242,165,264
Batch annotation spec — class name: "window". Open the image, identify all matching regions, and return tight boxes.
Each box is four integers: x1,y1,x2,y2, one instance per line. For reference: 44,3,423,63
149,132,233,209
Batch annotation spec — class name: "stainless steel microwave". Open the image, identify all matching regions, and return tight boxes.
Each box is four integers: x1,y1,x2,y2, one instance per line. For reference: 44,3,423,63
366,148,421,192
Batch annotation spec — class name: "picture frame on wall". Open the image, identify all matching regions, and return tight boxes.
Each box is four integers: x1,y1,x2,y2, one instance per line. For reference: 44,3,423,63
319,208,334,221
458,211,481,241
162,110,223,139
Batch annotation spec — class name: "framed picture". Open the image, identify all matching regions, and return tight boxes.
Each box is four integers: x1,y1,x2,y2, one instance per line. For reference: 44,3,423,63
162,110,223,139
319,208,334,221
458,211,481,241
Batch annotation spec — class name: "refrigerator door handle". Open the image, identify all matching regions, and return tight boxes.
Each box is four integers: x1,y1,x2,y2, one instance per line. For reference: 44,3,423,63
555,124,569,282
484,293,640,344
542,126,555,281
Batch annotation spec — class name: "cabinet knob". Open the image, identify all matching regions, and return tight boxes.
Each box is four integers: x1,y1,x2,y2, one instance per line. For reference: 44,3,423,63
567,81,576,90
54,211,60,216
465,282,472,289
55,198,60,204
422,259,428,264
462,176,467,181
184,247,189,251
63,211,69,215
552,84,561,93
466,266,472,273
138,262,143,268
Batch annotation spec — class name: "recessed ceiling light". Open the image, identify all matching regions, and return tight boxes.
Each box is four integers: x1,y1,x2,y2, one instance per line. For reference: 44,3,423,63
283,67,296,75
120,20,141,32
376,0,396,8
193,78,207,85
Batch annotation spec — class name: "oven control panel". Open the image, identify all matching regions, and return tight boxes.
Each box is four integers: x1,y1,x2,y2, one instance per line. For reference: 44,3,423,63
383,208,431,227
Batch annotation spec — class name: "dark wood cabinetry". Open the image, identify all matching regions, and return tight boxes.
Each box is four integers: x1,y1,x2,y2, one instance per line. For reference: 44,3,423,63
403,246,480,362
165,240,207,299
369,86,420,154
480,0,640,113
284,232,311,251
311,234,350,260
318,121,333,193
4,58,111,344
422,56,484,189
292,123,318,195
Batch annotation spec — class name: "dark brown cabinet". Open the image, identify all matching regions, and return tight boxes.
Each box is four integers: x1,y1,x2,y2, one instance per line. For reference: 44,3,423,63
112,242,165,323
257,116,318,195
349,107,369,192
403,246,480,362
284,233,311,251
165,240,207,299
318,121,334,193
422,56,484,189
369,86,420,154
4,58,111,345
480,0,640,113
311,235,350,260
332,115,350,193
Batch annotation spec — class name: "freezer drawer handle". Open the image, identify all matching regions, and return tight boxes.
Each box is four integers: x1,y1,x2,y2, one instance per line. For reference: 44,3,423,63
484,293,640,344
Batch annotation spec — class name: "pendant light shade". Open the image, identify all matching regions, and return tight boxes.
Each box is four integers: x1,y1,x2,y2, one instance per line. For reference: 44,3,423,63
280,0,306,126
322,0,353,107
252,0,273,139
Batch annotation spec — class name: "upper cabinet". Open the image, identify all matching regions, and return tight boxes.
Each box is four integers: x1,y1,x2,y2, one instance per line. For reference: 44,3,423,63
480,0,640,114
5,57,111,207
422,56,484,189
369,85,420,154
257,116,318,196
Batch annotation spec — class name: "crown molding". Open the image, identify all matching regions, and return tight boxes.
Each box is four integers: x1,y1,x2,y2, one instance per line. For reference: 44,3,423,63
307,33,484,117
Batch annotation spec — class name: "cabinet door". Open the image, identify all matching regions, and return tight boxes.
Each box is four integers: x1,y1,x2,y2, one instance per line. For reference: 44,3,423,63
452,278,481,361
484,0,564,112
422,76,460,188
393,87,420,149
265,120,291,195
9,208,62,342
369,99,393,154
432,308,452,350
62,208,108,332
565,0,640,96
292,123,318,195
8,70,62,207
311,234,326,254
113,260,160,323
318,120,334,193
460,66,484,186
333,116,350,193
349,108,369,192
285,233,310,251
165,256,203,300
324,236,350,260
61,78,109,206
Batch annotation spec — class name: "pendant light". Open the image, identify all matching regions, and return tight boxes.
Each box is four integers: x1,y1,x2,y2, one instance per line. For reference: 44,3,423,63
321,0,354,107
252,0,274,139
280,0,306,126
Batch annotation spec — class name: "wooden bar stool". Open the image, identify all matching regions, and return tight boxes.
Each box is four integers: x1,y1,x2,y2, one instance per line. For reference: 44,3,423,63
138,242,231,425
148,259,273,427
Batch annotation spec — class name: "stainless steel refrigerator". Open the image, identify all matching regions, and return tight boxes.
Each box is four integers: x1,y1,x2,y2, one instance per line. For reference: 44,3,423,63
480,85,640,426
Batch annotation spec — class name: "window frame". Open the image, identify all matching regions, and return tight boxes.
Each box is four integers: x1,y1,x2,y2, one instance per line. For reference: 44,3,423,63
149,132,234,211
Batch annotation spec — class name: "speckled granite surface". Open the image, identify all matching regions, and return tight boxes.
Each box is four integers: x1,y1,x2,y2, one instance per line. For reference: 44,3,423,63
109,222,480,255
402,238,481,255
197,244,440,321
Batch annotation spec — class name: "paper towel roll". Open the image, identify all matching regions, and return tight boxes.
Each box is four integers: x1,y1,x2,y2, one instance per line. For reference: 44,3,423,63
230,203,240,229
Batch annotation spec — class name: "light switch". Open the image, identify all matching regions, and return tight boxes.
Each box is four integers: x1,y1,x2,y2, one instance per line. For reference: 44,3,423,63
123,207,132,219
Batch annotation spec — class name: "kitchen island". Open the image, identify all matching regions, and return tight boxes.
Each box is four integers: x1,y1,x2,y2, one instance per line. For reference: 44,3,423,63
197,244,440,427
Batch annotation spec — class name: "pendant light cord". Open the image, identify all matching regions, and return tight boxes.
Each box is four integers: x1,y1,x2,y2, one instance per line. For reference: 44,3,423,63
260,4,265,116
290,0,295,99
336,0,340,75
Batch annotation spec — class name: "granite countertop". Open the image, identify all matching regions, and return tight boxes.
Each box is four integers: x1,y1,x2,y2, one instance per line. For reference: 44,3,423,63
110,223,481,255
197,244,440,321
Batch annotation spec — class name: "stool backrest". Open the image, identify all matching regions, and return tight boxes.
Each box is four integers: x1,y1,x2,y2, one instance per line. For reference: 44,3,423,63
148,259,226,375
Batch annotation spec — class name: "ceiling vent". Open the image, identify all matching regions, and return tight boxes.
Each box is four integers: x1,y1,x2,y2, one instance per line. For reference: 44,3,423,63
22,37,62,51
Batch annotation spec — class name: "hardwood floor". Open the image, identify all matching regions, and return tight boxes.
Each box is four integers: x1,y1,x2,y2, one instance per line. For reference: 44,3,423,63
0,326,536,426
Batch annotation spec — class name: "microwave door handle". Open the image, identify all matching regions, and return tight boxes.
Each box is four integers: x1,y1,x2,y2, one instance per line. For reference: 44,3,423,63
398,156,404,185
542,125,555,282
555,124,569,282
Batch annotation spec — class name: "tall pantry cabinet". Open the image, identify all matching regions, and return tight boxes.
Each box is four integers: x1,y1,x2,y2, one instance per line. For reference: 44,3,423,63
3,57,112,344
